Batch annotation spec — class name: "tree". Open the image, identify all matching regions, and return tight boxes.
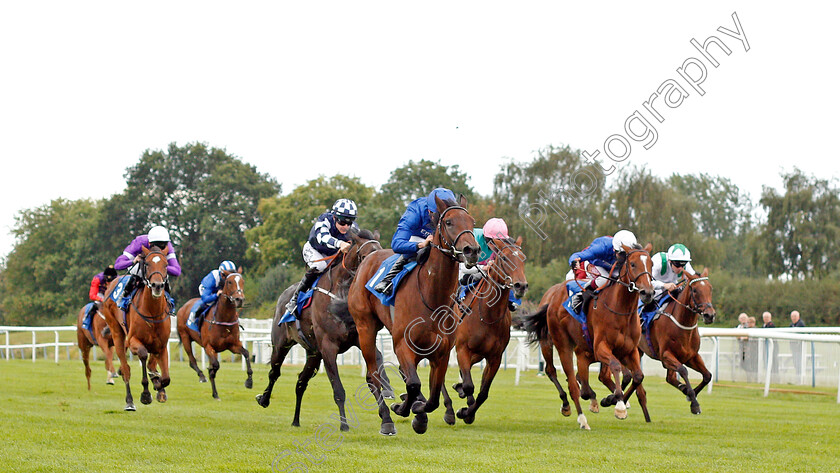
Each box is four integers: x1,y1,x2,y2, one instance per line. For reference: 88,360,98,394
376,159,475,213
0,199,106,324
117,142,280,302
246,175,375,275
759,169,840,279
493,145,606,266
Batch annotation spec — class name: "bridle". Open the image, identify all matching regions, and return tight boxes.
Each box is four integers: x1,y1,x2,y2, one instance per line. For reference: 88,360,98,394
208,272,244,327
669,276,714,318
141,249,169,290
597,248,653,316
341,238,382,276
428,205,474,261
465,240,526,324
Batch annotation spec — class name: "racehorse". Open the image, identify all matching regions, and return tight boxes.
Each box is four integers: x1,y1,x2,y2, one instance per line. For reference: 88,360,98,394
523,243,654,429
441,236,528,425
76,303,118,389
175,266,249,400
99,245,172,410
346,194,479,435
256,229,394,432
602,269,716,415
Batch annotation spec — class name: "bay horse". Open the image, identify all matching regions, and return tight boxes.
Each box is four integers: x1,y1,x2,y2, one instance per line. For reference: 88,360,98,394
175,266,249,400
441,236,528,425
76,303,118,389
523,243,654,429
602,269,716,414
346,194,479,435
256,229,395,432
99,245,172,411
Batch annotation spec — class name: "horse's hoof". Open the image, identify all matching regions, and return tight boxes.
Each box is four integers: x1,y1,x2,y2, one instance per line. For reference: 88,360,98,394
157,391,167,403
577,414,590,430
456,407,468,420
255,394,270,408
379,422,397,436
106,378,115,385
410,400,425,415
561,405,572,417
149,371,160,380
412,413,428,434
340,423,350,432
390,402,409,417
691,403,701,415
199,377,207,383
614,401,627,420
125,403,136,412
382,390,395,400
213,395,221,401
140,392,152,405
590,399,600,414
600,396,612,408
291,421,300,427
463,414,475,425
443,411,456,425
244,379,253,389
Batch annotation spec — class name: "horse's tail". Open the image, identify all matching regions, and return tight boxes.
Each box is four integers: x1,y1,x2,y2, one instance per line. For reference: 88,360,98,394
328,296,356,331
522,304,549,347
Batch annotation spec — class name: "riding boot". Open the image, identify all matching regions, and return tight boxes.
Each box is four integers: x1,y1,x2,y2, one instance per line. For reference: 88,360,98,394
285,269,320,315
188,301,207,330
374,254,409,295
570,292,584,313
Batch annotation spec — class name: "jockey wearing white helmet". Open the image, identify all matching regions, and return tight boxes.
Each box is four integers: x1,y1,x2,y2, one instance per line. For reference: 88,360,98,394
567,229,639,313
650,243,696,300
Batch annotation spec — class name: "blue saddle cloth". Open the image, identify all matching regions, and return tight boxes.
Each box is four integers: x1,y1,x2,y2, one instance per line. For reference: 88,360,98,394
457,279,522,307
278,275,322,325
82,302,97,344
639,294,672,332
563,280,588,325
188,299,218,332
109,275,176,317
364,254,418,306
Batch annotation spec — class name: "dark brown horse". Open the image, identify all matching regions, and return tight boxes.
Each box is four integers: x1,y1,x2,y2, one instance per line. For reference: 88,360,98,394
347,194,479,435
441,236,528,425
175,267,249,400
76,303,118,389
524,244,654,429
99,246,172,411
604,269,716,415
256,229,393,432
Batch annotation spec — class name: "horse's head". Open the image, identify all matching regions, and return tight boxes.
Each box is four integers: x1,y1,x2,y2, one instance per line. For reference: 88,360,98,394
432,193,479,267
220,267,245,309
141,245,169,299
619,243,654,305
683,268,715,324
345,229,382,272
488,236,529,300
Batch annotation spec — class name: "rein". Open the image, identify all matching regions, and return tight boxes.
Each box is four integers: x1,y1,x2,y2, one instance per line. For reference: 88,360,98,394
661,276,712,331
595,249,652,317
428,205,473,261
132,249,171,325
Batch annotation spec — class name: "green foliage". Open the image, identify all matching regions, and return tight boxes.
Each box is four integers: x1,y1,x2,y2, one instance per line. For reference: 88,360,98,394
0,199,107,324
245,175,375,275
119,142,280,302
760,168,840,279
249,263,301,317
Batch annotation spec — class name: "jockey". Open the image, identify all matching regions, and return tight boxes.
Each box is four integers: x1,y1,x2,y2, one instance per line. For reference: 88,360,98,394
650,243,696,302
568,229,638,313
458,218,520,311
113,225,181,310
188,260,237,331
85,265,118,320
374,187,456,296
285,199,358,315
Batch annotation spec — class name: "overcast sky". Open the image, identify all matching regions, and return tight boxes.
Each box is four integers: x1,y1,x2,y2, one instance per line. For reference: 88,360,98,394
1,2,838,260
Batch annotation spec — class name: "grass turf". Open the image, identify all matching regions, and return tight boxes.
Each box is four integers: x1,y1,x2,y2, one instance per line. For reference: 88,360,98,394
1,358,838,473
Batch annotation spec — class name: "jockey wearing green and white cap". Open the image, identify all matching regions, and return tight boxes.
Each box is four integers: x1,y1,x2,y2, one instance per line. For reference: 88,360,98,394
651,243,696,301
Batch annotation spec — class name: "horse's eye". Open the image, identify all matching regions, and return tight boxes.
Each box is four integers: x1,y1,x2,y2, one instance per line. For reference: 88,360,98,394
445,220,452,227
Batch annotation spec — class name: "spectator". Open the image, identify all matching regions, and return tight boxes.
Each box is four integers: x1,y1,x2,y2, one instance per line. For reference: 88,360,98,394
736,313,749,373
762,311,778,374
790,310,805,376
736,313,748,328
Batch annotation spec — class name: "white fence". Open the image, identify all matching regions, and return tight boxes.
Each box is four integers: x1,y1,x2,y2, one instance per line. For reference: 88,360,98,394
2,322,839,402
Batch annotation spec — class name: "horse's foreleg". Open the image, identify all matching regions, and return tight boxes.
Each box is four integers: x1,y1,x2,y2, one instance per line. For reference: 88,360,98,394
374,348,395,399
618,350,647,421
390,340,421,420
320,345,351,431
557,342,588,430
685,353,712,397
128,338,152,406
441,385,456,425
456,347,476,405
459,355,502,424
233,342,253,389
291,353,322,427
101,342,117,385
576,351,599,414
594,342,626,419
154,345,170,403
256,343,292,409
79,337,92,391
205,346,220,400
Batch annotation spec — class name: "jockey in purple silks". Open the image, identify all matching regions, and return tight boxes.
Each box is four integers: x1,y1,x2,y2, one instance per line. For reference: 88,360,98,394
113,225,181,312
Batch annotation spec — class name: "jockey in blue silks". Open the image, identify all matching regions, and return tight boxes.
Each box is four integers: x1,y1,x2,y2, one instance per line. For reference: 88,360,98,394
187,260,237,330
374,187,456,295
567,229,638,313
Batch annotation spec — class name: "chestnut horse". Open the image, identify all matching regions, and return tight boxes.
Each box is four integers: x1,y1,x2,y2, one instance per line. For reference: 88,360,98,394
175,267,249,400
76,304,118,389
441,236,528,425
347,194,479,435
603,269,716,415
99,246,172,411
256,229,394,432
523,244,654,429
